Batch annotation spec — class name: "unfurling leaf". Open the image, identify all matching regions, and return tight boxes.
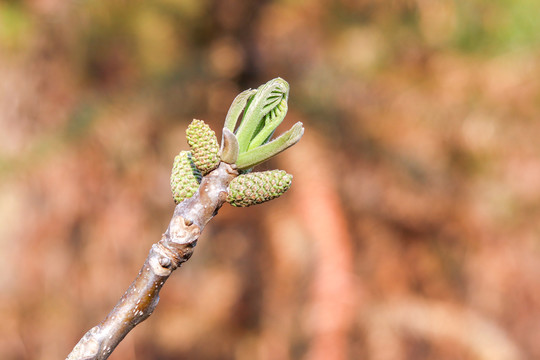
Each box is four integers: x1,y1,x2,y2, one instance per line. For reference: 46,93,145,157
236,121,304,170
234,78,289,153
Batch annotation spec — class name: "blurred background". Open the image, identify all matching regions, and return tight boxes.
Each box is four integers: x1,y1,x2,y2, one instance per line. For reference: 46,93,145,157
1,0,540,359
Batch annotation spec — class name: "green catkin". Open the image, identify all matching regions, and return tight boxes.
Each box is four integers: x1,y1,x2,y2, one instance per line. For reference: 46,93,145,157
227,170,292,207
186,119,220,175
170,151,202,204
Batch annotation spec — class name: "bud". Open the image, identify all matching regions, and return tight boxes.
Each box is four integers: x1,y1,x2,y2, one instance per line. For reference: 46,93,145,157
170,151,202,204
227,170,292,207
186,119,220,175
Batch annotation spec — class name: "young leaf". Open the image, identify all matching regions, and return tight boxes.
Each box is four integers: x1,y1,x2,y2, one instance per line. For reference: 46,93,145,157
236,122,304,170
224,89,257,132
234,78,289,152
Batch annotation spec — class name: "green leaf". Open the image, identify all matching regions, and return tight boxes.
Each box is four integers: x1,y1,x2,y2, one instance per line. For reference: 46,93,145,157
247,98,288,150
224,89,256,132
236,122,304,170
235,78,289,153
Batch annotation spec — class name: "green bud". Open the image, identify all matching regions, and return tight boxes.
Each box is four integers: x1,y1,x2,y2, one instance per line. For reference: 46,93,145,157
170,151,202,204
227,170,292,207
186,119,220,175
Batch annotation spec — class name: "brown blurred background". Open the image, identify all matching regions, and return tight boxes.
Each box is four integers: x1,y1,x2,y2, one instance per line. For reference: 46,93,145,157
1,0,540,359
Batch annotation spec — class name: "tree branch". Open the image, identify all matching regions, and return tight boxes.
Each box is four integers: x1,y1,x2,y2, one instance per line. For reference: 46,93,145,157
67,77,303,359
67,162,238,360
